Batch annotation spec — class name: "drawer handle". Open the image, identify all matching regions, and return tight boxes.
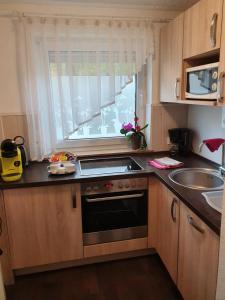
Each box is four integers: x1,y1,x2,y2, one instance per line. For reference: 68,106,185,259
171,198,178,222
210,13,218,48
187,215,204,234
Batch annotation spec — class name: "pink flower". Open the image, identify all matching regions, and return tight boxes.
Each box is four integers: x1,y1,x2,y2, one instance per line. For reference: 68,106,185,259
134,117,139,122
122,123,133,132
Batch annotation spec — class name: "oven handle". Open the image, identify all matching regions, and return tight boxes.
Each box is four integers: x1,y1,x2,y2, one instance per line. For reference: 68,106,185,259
85,192,145,203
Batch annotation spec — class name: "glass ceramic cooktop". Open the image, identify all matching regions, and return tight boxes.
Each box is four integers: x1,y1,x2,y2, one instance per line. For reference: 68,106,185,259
79,156,143,176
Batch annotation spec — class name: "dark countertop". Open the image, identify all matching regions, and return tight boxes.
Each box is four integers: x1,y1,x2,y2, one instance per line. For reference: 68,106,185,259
0,152,222,235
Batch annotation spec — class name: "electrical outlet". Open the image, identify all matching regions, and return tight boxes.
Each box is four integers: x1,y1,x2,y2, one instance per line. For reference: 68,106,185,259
222,108,225,128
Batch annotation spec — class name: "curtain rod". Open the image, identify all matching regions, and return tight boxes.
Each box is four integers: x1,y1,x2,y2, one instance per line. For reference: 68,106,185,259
0,10,170,23
22,12,170,23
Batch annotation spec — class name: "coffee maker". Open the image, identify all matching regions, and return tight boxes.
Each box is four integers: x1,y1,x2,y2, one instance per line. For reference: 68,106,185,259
168,128,192,156
0,139,23,182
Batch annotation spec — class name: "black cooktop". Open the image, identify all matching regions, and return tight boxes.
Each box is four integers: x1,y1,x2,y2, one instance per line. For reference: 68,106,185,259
79,156,143,176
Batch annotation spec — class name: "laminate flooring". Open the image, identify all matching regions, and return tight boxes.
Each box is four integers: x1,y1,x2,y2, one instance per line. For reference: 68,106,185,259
6,255,183,300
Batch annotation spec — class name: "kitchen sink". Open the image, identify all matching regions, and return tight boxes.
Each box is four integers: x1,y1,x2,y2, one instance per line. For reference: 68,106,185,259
168,168,224,190
79,156,143,176
202,190,223,213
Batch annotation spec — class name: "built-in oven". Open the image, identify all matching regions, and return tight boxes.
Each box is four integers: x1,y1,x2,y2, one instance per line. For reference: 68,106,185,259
81,177,148,246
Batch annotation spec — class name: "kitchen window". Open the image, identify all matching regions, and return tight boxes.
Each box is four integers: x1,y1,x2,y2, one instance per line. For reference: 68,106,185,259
49,51,137,149
16,17,154,160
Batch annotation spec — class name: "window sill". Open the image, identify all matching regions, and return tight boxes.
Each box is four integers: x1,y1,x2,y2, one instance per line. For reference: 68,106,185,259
75,147,153,159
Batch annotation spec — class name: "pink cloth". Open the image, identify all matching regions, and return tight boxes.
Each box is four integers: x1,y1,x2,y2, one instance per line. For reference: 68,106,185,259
148,160,184,170
203,138,225,152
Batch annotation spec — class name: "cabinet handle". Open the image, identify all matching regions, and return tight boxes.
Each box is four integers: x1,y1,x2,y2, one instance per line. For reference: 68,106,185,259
171,198,178,222
210,13,218,48
72,188,76,208
217,71,225,104
174,78,180,99
187,215,204,234
0,218,2,236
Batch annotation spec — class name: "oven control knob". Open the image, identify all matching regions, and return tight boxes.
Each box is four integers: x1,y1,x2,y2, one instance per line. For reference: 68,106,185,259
93,185,99,191
125,183,130,188
104,183,114,190
131,183,136,188
118,183,123,189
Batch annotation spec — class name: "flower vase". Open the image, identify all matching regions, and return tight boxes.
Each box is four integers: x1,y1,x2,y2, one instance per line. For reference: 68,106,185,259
130,134,141,150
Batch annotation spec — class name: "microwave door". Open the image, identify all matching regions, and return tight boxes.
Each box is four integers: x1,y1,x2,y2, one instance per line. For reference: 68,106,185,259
186,67,218,100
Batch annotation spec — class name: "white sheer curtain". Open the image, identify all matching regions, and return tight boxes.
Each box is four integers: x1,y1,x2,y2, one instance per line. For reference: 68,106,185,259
16,16,154,160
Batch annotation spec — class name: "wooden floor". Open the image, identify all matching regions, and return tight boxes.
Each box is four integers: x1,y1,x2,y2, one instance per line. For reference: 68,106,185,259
6,255,183,300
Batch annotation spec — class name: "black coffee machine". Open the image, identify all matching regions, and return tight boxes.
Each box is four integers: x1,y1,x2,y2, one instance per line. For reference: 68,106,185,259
168,128,192,156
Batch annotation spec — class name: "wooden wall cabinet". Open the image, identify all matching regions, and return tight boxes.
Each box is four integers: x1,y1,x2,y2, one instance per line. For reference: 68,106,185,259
183,0,223,59
177,202,219,300
4,184,83,269
148,178,179,283
159,14,184,102
217,2,225,105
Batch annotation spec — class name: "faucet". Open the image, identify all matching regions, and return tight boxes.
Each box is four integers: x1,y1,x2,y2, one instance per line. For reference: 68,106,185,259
199,138,225,176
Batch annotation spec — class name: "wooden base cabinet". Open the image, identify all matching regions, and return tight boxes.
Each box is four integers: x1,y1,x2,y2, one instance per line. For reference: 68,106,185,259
4,184,83,269
149,178,220,300
177,202,219,300
148,178,179,283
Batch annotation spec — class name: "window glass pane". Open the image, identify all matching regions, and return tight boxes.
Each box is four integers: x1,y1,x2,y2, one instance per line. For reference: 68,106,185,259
69,76,136,139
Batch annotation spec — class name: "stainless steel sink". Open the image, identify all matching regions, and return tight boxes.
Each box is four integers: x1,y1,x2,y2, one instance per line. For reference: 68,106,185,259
168,168,224,190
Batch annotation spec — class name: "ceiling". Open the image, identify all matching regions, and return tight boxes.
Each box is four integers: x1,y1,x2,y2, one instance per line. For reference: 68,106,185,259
0,0,199,11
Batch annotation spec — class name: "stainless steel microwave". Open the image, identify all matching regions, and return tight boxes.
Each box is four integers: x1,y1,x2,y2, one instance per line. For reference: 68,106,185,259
185,62,219,100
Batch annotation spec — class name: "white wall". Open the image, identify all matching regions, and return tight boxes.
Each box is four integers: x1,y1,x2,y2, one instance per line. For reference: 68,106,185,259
188,105,225,164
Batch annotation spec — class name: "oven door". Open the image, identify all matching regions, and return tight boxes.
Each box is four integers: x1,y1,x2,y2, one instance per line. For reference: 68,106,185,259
185,65,218,100
82,190,148,245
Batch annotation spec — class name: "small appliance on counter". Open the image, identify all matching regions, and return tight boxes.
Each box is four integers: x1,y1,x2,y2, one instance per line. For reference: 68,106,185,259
168,128,192,156
14,136,29,167
0,139,23,182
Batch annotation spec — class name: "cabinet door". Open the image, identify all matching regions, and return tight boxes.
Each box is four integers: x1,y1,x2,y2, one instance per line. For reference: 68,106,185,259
148,178,179,283
0,264,6,300
4,184,83,269
157,184,179,283
183,0,223,59
160,13,184,102
178,202,219,300
217,3,225,105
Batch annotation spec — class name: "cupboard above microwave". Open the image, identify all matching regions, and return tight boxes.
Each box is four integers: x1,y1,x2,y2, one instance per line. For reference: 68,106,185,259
185,62,219,100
